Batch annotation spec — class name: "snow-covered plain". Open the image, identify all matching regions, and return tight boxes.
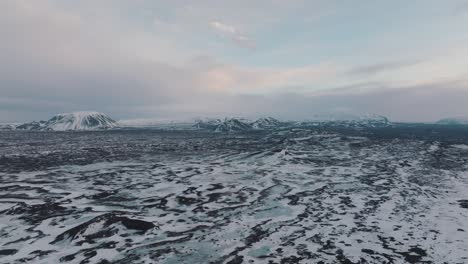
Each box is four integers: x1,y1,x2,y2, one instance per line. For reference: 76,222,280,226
0,127,468,264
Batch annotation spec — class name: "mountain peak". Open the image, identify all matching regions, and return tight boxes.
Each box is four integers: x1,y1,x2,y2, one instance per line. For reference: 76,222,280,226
17,111,116,131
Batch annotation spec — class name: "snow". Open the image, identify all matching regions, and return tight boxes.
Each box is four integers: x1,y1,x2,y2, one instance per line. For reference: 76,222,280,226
251,117,281,129
46,111,116,131
452,144,468,150
1,128,468,263
193,117,282,132
16,111,116,131
11,113,392,133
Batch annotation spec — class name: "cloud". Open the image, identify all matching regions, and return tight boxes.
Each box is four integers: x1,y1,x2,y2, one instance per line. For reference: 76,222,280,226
227,79,468,122
0,0,339,122
347,60,422,76
1,0,468,123
0,1,199,119
210,21,255,49
210,21,238,35
453,1,468,15
194,59,339,94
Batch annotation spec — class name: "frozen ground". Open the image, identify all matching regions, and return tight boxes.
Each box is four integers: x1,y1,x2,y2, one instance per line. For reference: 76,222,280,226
0,127,468,264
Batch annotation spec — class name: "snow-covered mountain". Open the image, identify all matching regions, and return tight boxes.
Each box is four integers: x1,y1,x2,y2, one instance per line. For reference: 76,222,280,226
17,111,116,131
46,111,116,130
0,123,19,131
193,118,224,130
11,113,391,132
214,118,253,132
193,117,283,132
349,114,390,127
251,117,282,129
192,115,391,132
436,118,468,125
194,118,252,132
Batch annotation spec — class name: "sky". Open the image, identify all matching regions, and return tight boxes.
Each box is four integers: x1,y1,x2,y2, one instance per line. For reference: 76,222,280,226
1,0,468,122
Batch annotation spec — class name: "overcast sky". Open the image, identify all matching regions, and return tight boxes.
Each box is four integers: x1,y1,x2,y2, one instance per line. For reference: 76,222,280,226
1,0,468,122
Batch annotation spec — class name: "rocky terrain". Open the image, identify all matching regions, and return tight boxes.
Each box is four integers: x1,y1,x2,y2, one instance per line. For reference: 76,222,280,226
0,124,468,264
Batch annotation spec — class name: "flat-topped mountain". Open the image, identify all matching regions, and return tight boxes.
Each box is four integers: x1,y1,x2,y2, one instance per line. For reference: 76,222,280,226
17,111,116,131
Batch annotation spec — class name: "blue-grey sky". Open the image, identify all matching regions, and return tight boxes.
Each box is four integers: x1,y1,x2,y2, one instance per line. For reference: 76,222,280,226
1,0,468,122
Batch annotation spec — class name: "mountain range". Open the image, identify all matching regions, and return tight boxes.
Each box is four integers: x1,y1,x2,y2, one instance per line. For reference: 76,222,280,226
8,111,468,132
193,117,283,132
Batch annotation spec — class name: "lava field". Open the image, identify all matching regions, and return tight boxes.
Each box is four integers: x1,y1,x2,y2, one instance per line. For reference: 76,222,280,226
1,126,468,263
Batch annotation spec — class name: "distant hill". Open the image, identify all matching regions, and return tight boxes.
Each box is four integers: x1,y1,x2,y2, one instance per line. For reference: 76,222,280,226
436,118,468,125
193,117,283,132
297,114,391,128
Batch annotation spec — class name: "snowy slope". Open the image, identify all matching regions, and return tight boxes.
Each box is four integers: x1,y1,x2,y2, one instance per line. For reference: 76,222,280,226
45,111,116,130
193,118,224,130
251,117,281,129
214,118,252,132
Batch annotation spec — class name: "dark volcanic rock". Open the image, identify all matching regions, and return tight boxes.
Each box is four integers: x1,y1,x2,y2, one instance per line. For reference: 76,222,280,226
1,126,468,264
51,213,156,244
0,249,18,256
458,199,468,209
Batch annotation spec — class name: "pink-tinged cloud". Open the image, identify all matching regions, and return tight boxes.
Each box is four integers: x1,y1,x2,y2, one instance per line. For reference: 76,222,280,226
210,21,255,49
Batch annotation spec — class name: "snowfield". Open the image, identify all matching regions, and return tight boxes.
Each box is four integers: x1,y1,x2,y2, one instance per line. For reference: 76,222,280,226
0,126,468,264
